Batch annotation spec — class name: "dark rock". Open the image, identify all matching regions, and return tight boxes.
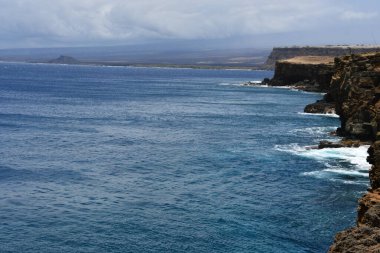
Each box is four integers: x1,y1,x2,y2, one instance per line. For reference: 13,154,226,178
304,100,335,114
267,58,335,92
262,78,270,85
317,140,366,149
328,54,380,141
318,140,344,149
327,53,380,252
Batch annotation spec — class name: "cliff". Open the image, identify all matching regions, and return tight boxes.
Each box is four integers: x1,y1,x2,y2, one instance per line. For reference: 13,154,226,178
265,50,380,251
329,54,380,140
265,46,380,68
266,56,335,92
318,53,380,252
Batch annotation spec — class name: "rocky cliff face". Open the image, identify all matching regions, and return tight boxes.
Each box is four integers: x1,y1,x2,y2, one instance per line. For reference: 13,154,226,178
267,51,380,251
328,54,380,140
266,56,335,92
327,53,380,253
265,46,380,68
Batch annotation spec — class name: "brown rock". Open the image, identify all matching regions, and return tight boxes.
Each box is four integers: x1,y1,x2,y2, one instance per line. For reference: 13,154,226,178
304,100,335,114
357,191,380,227
324,53,380,252
328,226,380,253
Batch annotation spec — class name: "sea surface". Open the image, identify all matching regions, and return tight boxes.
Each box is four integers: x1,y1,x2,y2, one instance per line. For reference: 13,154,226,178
0,63,370,253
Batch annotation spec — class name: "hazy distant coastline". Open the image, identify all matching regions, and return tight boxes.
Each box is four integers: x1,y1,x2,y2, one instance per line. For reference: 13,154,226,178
3,44,380,71
0,45,271,70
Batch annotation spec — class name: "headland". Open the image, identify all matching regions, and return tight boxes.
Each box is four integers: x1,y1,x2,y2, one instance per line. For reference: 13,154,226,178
266,49,380,252
265,45,380,68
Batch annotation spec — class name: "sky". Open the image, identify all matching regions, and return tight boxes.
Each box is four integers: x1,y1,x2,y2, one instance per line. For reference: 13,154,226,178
0,0,380,49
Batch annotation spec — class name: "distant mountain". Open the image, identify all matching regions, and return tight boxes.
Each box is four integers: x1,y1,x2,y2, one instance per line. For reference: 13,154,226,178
0,44,271,68
48,55,80,64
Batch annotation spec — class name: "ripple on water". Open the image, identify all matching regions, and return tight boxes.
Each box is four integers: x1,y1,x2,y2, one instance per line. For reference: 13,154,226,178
0,64,366,252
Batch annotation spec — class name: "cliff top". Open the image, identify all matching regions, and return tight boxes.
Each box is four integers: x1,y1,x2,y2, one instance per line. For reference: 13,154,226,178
265,45,380,69
279,56,335,65
274,45,380,49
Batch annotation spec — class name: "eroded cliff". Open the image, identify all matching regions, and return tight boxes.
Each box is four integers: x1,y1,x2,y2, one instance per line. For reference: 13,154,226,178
266,56,335,92
269,52,380,251
326,53,380,253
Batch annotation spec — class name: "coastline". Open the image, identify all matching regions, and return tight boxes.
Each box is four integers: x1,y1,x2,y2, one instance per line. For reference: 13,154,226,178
0,59,267,71
266,52,380,252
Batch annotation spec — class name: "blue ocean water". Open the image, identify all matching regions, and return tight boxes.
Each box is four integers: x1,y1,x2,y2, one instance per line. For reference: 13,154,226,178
0,63,369,253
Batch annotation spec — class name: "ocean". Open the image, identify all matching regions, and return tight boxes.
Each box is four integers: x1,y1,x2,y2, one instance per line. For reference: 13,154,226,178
0,63,369,252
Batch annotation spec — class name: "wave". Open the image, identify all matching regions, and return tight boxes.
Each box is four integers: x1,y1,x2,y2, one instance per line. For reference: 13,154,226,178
290,126,337,137
275,143,370,169
303,168,368,178
275,143,370,184
218,82,328,94
224,68,254,71
245,81,263,84
218,82,245,87
298,112,340,118
218,81,264,87
290,89,327,95
302,168,369,185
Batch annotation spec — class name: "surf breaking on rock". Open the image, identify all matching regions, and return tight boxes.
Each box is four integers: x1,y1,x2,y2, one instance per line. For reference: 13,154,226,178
266,51,380,252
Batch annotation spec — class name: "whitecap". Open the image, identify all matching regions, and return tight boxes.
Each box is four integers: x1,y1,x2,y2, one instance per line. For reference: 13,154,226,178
302,168,368,178
275,143,370,184
290,126,337,136
291,89,327,95
276,144,370,169
323,168,368,177
297,112,340,118
218,82,242,87
271,85,294,89
245,81,262,84
218,81,266,87
274,143,308,154
245,84,269,88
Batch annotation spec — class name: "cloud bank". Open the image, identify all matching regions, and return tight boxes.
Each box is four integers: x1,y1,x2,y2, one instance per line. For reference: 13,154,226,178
0,0,379,48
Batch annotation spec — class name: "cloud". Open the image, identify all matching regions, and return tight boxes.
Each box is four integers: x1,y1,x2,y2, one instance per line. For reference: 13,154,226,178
340,10,378,21
0,0,379,48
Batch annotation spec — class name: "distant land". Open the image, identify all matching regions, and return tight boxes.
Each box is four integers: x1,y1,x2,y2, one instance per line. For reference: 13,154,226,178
48,55,81,65
1,44,380,70
0,44,271,70
265,45,380,67
39,55,264,70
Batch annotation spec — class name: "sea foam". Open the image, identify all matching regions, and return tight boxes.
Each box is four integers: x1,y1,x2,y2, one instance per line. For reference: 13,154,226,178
297,112,340,118
218,80,263,87
290,126,337,137
275,143,370,184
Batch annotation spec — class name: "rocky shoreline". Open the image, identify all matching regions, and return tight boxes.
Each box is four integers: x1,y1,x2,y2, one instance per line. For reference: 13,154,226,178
326,53,380,253
267,52,380,252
